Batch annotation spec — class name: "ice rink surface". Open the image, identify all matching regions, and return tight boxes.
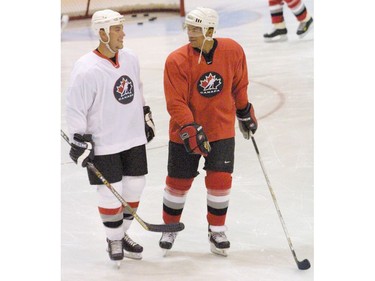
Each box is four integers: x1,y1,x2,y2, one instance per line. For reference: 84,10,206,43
4,1,375,281
61,1,313,280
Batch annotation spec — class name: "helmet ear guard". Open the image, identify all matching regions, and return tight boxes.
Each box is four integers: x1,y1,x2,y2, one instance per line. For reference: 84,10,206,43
184,7,219,39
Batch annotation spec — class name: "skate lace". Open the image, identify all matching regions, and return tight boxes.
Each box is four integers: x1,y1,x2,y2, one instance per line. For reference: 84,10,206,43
124,234,138,247
162,232,178,243
109,240,123,254
211,232,228,243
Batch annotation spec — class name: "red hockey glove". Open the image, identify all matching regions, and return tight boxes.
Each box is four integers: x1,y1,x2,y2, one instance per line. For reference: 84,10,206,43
236,102,258,139
179,123,211,156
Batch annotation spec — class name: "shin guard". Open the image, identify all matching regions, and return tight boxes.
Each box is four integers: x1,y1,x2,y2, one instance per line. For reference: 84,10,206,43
205,171,232,227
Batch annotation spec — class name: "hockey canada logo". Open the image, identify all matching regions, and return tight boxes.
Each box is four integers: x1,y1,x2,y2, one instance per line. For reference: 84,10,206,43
113,75,135,104
197,72,223,98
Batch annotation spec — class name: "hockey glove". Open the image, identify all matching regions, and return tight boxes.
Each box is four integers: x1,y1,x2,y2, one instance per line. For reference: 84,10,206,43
236,102,258,139
69,133,95,167
144,106,155,142
179,123,211,156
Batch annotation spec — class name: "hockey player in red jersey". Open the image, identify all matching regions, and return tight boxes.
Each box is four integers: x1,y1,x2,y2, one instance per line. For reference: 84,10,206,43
159,7,258,256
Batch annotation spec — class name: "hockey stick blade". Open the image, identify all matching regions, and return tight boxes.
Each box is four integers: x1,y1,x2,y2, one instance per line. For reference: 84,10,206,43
60,130,185,233
144,222,185,232
297,259,311,270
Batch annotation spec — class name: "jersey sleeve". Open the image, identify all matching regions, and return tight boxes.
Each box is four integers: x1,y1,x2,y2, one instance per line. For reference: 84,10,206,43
232,45,249,110
163,54,194,127
133,51,146,106
65,62,96,138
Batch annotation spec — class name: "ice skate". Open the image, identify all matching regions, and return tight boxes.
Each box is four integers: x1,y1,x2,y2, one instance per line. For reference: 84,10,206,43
123,233,143,260
106,238,124,267
159,232,178,256
297,17,313,38
208,229,230,257
263,28,288,43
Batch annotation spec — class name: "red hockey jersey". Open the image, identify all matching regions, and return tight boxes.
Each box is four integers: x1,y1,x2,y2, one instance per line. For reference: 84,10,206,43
164,38,250,144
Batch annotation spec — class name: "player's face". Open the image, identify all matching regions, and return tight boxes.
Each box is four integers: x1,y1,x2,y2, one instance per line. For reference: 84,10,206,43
186,25,205,48
108,24,125,51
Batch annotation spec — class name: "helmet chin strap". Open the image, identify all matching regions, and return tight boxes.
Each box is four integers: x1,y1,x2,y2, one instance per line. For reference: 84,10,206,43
105,42,116,54
198,35,213,64
100,32,116,54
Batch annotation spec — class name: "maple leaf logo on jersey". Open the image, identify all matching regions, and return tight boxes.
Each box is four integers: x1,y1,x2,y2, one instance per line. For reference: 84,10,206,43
200,73,222,91
116,77,133,97
197,71,224,98
113,75,135,104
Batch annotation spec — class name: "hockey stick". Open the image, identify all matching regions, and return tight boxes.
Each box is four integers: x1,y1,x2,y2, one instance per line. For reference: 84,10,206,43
249,132,311,270
61,130,184,233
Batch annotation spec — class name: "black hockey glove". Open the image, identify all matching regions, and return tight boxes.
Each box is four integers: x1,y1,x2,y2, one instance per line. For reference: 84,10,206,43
179,122,211,156
236,102,258,139
69,133,95,167
144,106,155,142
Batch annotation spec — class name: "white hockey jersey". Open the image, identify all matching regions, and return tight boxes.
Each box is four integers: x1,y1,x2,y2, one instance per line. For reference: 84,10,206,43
66,48,147,155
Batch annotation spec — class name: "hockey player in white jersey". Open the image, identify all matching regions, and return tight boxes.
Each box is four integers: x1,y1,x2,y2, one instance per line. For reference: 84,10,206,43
65,9,155,264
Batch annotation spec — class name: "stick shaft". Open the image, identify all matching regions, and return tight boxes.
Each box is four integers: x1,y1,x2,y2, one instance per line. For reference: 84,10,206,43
250,133,302,265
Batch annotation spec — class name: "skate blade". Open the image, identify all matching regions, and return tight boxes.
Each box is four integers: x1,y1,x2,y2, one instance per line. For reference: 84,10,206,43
161,248,169,257
264,35,288,43
123,251,142,260
210,243,228,257
112,260,121,269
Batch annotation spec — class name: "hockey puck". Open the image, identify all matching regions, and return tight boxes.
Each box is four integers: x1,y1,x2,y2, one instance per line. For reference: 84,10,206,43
131,14,137,18
137,22,143,25
149,17,157,21
144,13,149,17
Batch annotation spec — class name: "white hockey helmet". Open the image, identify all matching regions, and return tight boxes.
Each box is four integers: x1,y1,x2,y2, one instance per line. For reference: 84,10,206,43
184,7,219,38
91,9,125,37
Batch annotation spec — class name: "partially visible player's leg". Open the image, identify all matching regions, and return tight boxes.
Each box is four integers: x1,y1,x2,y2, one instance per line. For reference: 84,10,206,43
284,0,314,37
264,0,288,42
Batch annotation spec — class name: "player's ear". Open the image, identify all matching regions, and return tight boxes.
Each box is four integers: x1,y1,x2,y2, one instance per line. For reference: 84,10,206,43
99,29,108,41
206,27,214,38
